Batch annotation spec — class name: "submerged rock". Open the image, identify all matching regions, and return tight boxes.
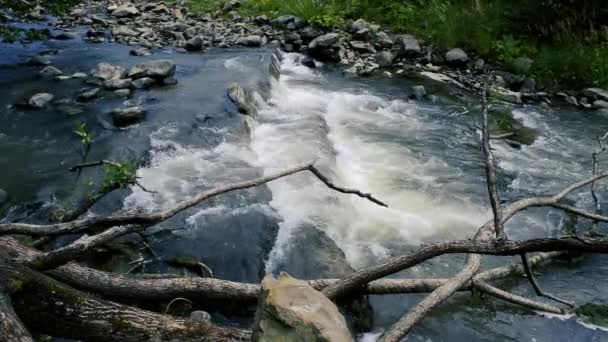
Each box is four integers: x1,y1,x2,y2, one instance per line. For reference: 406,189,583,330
28,93,54,108
77,87,100,102
131,77,155,89
227,83,257,116
112,107,146,127
55,31,79,40
128,60,176,80
252,273,353,342
130,47,151,56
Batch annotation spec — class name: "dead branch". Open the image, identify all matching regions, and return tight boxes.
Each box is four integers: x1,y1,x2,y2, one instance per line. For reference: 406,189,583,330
68,159,121,172
520,253,574,307
0,162,386,237
471,279,563,314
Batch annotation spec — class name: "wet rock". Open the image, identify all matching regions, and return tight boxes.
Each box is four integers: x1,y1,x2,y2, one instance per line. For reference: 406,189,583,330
396,34,421,57
111,3,139,18
190,311,211,322
510,57,533,75
131,77,155,89
185,36,204,51
308,33,343,62
130,47,151,56
593,100,608,109
26,55,51,66
28,93,54,108
273,15,304,30
566,95,579,106
375,51,394,67
38,66,63,78
301,56,315,68
112,107,146,127
104,78,132,90
374,31,393,48
113,89,131,97
236,35,262,47
222,0,240,12
252,273,353,342
491,87,522,104
350,41,376,54
77,87,100,102
299,26,323,41
0,189,7,206
227,82,257,116
128,60,176,80
412,85,427,100
582,88,608,102
112,25,139,37
94,63,127,81
55,31,79,40
445,48,469,66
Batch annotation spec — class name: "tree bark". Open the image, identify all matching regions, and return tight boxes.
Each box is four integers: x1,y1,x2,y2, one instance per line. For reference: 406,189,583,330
0,292,33,342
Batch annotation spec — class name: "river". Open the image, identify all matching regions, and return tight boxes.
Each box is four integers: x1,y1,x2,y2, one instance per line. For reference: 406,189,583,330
1,26,608,341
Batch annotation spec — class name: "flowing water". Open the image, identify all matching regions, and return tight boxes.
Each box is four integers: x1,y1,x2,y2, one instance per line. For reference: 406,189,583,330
2,28,608,341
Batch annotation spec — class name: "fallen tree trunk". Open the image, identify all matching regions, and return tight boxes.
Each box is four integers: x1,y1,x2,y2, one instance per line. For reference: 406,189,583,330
0,292,33,342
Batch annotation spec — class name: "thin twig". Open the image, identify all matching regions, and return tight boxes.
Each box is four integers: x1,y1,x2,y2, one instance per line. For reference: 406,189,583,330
520,253,574,307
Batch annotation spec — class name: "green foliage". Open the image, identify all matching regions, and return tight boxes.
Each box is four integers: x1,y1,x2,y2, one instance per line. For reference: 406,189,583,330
101,162,137,193
0,0,80,15
0,25,51,43
308,14,344,29
492,35,536,64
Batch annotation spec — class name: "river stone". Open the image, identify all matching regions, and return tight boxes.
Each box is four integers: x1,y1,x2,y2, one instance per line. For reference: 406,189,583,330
308,33,343,62
273,15,304,30
93,63,127,81
299,26,323,41
131,77,155,89
128,60,176,80
28,93,54,108
236,35,262,47
112,25,139,37
593,100,608,109
510,57,533,75
185,36,204,51
112,107,146,127
396,34,421,56
582,88,608,102
252,274,353,342
77,87,100,102
445,48,469,66
374,31,393,48
351,18,368,33
113,89,131,97
190,311,211,322
38,66,63,78
130,47,151,56
375,51,394,67
350,41,376,54
104,78,132,90
111,3,139,18
0,189,7,206
491,87,522,104
227,82,257,116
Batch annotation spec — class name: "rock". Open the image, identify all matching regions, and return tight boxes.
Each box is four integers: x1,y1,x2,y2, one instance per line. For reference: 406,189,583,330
491,87,522,104
445,48,469,66
566,96,579,106
222,0,240,12
597,108,608,117
412,85,427,100
185,36,204,51
350,41,376,54
582,88,608,102
71,72,87,79
301,56,315,68
112,25,139,37
55,31,79,40
252,274,353,342
128,60,176,80
273,15,304,30
396,34,421,57
77,87,100,102
359,62,379,76
38,66,63,78
111,3,139,18
26,55,51,66
0,189,7,206
28,93,54,108
255,15,270,25
375,51,394,67
130,48,151,56
113,89,131,97
236,35,262,47
351,19,368,33
94,63,127,81
190,311,211,322
510,57,533,75
474,58,485,72
308,33,342,62
112,107,146,127
131,77,155,89
299,26,323,41
104,78,132,90
227,82,257,116
382,71,392,78
374,31,393,48
593,100,608,109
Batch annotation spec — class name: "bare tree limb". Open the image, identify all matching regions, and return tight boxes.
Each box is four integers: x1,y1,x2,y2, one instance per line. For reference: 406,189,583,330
471,279,564,314
520,253,574,307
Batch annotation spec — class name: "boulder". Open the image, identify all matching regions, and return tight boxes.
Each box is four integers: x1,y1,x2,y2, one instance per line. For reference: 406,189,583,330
593,100,608,109
510,57,533,75
38,66,63,78
474,58,485,72
131,77,155,89
308,33,343,62
375,51,394,67
77,88,100,102
252,274,353,342
94,63,127,81
236,35,263,47
582,88,608,102
28,93,54,108
111,3,139,18
520,78,536,94
112,107,146,127
396,34,421,57
301,56,316,68
351,19,368,33
374,31,393,48
128,60,176,80
227,82,257,116
445,48,469,66
103,78,132,90
190,311,211,322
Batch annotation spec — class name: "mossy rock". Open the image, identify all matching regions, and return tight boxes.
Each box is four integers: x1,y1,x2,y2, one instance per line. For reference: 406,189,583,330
576,303,608,328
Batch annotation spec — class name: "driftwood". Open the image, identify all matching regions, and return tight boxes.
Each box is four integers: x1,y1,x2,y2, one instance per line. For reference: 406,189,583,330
1,76,608,340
